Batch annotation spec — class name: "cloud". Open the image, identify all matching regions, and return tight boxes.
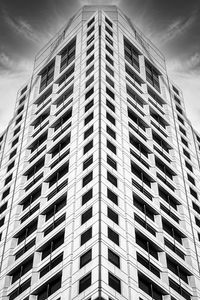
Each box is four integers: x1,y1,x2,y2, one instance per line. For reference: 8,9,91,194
185,52,200,70
3,9,39,43
159,12,197,44
79,0,120,5
0,51,33,75
167,52,200,75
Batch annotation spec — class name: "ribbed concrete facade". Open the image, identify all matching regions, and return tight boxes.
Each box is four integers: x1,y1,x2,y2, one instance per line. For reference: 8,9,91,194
0,5,200,300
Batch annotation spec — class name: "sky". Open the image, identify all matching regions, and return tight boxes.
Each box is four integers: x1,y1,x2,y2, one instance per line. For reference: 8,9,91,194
0,0,200,133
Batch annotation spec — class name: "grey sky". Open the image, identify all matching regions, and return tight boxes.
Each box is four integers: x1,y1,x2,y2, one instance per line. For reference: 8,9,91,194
0,0,200,132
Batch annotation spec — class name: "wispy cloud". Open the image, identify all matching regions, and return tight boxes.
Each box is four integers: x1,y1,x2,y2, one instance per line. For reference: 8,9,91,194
159,11,197,45
3,9,39,43
79,0,120,5
0,51,32,75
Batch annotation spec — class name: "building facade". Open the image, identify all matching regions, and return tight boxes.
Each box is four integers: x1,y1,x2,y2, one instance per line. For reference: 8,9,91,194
0,5,200,300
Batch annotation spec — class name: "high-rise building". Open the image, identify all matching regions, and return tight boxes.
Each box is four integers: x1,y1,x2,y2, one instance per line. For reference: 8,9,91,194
0,5,200,300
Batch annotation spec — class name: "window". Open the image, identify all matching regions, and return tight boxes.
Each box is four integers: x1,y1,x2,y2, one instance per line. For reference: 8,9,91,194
106,45,113,56
105,17,113,27
2,188,10,200
107,188,118,205
162,218,184,244
86,54,94,66
9,278,31,300
40,60,55,92
81,207,92,224
44,194,66,221
36,274,62,300
106,99,115,112
0,202,7,214
136,231,159,259
20,186,41,210
164,238,185,260
87,26,94,37
80,249,92,268
185,161,193,172
107,207,118,224
108,273,121,294
137,253,160,277
105,54,114,66
178,115,184,125
57,64,74,86
16,219,38,245
79,273,91,293
106,75,114,88
10,256,33,283
13,126,20,136
106,125,116,139
106,112,115,125
190,187,198,199
81,227,92,245
17,105,24,115
105,26,113,36
5,174,12,185
179,126,186,136
47,162,69,187
83,140,93,154
145,60,160,92
108,249,120,268
192,202,200,214
15,238,35,260
167,255,190,283
124,38,140,71
87,35,94,46
85,99,94,112
107,155,117,170
85,87,94,100
83,155,93,170
41,232,64,260
183,148,190,159
138,273,166,300
60,37,76,72
176,105,183,114
44,214,66,236
15,115,22,125
108,227,119,245
82,189,93,205
86,65,94,77
105,35,113,46
84,125,93,139
0,217,5,228
133,193,155,221
87,17,95,28
9,149,17,159
181,137,188,147
40,254,63,278
107,140,116,154
158,186,179,210
86,44,94,56
106,65,114,77
83,171,93,187
85,75,94,88
12,138,18,147
85,112,94,126
160,204,179,223
21,204,40,223
135,214,156,236
169,278,191,300
172,85,179,95
106,87,115,99
187,174,195,185
107,171,117,187
21,86,27,95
